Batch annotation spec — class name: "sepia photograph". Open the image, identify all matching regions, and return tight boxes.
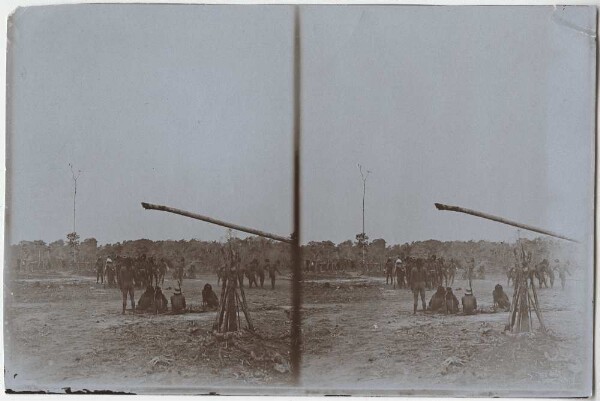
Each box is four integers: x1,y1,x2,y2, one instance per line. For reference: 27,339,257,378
3,4,596,396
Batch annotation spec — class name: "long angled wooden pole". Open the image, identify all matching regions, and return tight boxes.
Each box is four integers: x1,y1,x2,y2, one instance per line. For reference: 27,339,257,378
290,6,303,385
141,202,292,244
434,203,579,243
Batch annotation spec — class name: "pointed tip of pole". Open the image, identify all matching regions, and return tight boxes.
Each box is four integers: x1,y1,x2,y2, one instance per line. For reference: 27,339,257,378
141,202,150,209
294,6,300,33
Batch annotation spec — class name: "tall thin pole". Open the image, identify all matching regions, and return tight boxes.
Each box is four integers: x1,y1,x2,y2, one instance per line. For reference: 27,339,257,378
290,6,303,385
362,179,365,270
73,179,76,234
69,163,81,267
69,163,81,234
358,164,370,271
362,179,365,235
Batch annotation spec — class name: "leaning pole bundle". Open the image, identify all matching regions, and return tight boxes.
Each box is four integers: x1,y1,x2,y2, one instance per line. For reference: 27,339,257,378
213,247,255,335
507,244,546,333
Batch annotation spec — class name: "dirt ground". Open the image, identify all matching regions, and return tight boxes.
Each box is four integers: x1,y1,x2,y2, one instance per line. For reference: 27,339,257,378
3,269,592,396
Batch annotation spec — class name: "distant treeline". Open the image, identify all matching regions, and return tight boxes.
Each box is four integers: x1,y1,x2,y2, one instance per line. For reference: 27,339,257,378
8,235,577,275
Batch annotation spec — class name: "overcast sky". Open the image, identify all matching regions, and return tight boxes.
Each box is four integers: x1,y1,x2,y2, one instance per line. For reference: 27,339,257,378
6,5,596,246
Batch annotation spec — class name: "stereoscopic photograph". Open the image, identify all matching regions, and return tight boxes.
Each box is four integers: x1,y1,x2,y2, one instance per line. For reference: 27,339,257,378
3,4,596,396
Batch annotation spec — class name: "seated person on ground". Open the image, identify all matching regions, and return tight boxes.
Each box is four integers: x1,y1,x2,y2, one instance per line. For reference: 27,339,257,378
202,283,219,308
170,287,186,313
445,287,459,314
137,285,155,312
492,284,511,311
462,289,477,315
154,286,168,313
428,286,447,312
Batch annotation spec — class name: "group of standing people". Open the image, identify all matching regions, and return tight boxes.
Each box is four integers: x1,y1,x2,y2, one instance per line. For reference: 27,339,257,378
387,255,478,315
94,254,187,314
116,256,213,314
96,251,290,314
385,255,459,291
397,254,573,316
412,260,479,315
95,254,172,290
218,258,283,290
304,258,356,273
506,258,572,290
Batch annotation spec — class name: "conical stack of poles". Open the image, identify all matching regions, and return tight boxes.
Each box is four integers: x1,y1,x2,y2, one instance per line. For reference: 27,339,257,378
508,246,546,333
214,247,254,334
509,269,531,332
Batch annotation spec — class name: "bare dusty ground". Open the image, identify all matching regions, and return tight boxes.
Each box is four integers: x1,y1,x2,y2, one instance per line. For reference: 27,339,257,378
4,269,592,396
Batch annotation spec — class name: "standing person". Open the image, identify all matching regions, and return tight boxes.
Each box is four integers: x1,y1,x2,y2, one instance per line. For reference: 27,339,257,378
136,254,148,289
432,257,442,288
217,265,224,285
555,259,572,290
106,260,116,287
395,256,405,289
188,263,196,279
258,259,267,288
237,264,246,288
119,260,135,314
506,266,513,287
269,260,283,289
477,265,486,280
95,257,104,284
114,256,122,289
104,258,114,286
404,257,413,289
448,259,457,286
247,259,258,288
427,255,437,290
385,258,394,285
158,257,169,286
439,258,447,287
467,258,475,290
176,256,185,283
410,259,428,314
147,256,158,286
